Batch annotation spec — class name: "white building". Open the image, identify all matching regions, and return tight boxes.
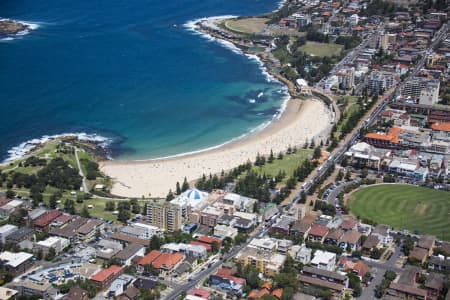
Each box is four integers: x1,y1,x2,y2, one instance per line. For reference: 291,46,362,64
161,243,207,258
249,238,277,252
0,225,18,243
310,250,336,271
296,245,312,264
213,224,238,240
222,193,257,213
36,236,70,254
121,223,162,240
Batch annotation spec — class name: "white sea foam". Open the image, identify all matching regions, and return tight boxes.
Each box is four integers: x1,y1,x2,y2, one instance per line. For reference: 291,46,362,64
3,133,112,163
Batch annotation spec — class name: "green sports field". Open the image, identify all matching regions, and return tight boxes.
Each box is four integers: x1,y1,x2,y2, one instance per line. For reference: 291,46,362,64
348,184,450,240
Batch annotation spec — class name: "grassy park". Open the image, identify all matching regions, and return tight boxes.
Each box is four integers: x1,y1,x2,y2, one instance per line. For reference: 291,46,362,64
298,41,344,57
348,184,450,240
224,18,269,34
251,149,313,179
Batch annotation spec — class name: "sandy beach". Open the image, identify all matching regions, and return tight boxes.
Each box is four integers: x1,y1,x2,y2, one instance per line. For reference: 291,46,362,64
100,98,332,198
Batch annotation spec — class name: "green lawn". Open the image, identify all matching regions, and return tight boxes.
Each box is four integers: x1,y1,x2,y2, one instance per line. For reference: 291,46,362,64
348,184,450,240
298,42,344,57
335,99,361,138
251,149,313,179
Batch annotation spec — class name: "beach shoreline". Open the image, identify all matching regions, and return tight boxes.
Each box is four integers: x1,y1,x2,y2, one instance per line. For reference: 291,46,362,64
100,98,332,198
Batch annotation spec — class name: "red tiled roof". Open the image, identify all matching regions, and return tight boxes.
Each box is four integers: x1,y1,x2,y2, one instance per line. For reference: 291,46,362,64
216,268,234,277
91,265,123,282
189,288,210,299
52,213,73,225
196,236,222,246
365,127,403,144
138,250,161,266
34,210,62,228
340,218,358,230
190,241,212,252
309,224,329,237
431,122,450,132
151,252,184,269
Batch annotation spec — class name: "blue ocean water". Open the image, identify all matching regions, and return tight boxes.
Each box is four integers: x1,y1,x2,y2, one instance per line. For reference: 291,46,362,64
0,0,286,161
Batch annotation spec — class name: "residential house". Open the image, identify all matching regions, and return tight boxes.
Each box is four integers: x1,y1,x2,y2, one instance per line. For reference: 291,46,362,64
340,230,362,252
300,266,348,298
310,250,336,271
0,225,18,244
33,210,62,232
63,287,89,300
307,225,329,243
409,247,429,264
78,219,104,242
428,255,450,272
296,245,312,265
5,227,33,244
338,257,370,278
417,235,436,256
49,217,89,243
371,224,393,246
113,243,145,266
0,200,24,219
361,234,380,255
290,221,311,240
325,228,344,245
209,268,246,295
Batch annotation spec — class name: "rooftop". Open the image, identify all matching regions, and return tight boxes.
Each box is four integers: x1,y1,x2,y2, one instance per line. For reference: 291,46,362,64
114,243,144,260
152,252,184,269
0,251,33,268
34,210,62,228
309,224,329,237
91,265,123,283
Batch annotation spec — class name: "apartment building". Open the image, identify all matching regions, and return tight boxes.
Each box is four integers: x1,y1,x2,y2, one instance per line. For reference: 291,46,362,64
146,203,183,232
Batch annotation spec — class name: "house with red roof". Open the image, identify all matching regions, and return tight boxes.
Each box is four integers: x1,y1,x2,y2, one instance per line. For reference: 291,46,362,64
33,210,63,231
307,225,329,243
192,236,221,252
136,250,162,273
338,257,370,278
91,265,123,290
188,288,210,299
152,252,185,272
